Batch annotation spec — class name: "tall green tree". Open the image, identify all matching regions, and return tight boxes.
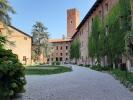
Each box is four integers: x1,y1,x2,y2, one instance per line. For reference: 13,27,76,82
88,16,103,65
32,21,51,63
104,0,131,67
0,0,15,25
70,39,80,64
0,0,15,48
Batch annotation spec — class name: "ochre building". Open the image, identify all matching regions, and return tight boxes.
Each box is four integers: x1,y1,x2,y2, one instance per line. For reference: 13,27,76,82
0,23,32,65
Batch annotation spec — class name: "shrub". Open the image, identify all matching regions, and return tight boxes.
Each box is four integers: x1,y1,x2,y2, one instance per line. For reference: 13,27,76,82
56,61,60,65
52,61,60,65
91,65,111,71
79,64,84,66
0,49,26,99
52,62,55,65
85,65,90,68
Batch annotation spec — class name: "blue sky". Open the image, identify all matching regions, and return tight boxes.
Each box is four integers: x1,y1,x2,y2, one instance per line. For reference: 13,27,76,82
10,0,96,39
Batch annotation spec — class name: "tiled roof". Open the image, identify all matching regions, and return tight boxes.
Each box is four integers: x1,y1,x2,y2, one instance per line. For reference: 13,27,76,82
9,25,32,38
49,38,72,43
71,0,102,39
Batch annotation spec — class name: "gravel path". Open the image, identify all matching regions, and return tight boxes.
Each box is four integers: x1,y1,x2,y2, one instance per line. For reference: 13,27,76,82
14,65,133,100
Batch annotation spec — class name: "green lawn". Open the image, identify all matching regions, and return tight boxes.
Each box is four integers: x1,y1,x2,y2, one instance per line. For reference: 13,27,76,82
25,65,72,75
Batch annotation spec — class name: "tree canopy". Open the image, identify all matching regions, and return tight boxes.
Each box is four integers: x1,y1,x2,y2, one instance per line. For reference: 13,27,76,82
0,0,15,25
32,21,51,63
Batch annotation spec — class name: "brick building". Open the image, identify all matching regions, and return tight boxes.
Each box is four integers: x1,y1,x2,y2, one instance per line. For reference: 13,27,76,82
47,8,79,64
67,9,80,38
48,39,71,64
71,0,119,65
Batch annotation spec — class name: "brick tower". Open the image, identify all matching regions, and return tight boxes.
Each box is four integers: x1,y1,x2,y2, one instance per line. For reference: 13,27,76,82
67,8,80,38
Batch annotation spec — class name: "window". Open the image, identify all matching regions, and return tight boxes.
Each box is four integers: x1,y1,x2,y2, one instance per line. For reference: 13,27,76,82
56,53,58,56
66,58,68,60
70,20,73,24
66,46,68,50
60,46,62,50
105,3,109,12
56,46,58,50
92,18,94,23
99,10,102,19
60,53,63,56
51,58,53,61
24,37,27,40
66,53,68,56
60,57,62,61
56,57,58,61
23,56,26,61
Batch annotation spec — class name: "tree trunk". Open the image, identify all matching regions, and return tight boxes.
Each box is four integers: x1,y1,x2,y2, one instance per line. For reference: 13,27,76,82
126,59,131,71
91,57,94,66
113,62,115,69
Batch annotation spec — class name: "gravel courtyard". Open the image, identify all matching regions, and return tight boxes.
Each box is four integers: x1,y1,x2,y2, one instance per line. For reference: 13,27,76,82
15,65,133,100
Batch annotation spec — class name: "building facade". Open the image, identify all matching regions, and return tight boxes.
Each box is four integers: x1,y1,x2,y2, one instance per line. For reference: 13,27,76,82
71,0,119,65
48,39,71,64
0,23,32,65
67,9,80,38
47,8,79,64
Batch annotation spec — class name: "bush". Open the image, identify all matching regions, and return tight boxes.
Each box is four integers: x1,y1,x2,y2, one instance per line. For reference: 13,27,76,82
91,65,111,71
85,65,90,68
0,49,26,99
52,61,60,65
79,64,84,66
56,61,60,65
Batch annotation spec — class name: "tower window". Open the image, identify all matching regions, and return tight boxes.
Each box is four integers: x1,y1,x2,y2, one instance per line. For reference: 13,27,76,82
70,20,73,24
